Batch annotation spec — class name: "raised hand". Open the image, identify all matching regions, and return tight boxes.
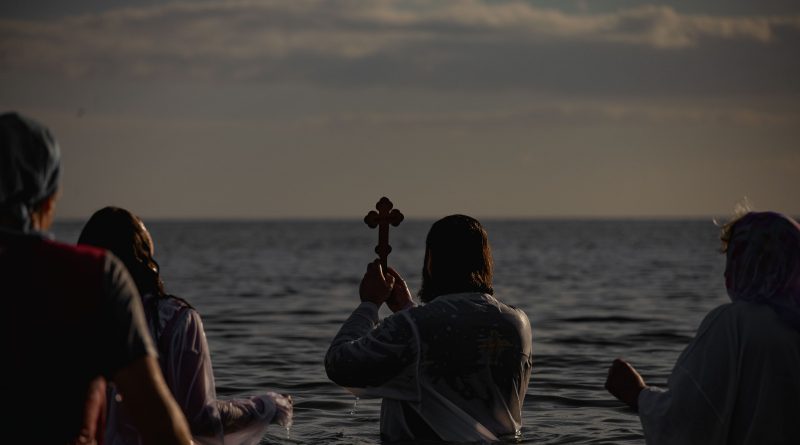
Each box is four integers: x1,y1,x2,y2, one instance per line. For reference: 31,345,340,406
385,267,415,312
359,260,395,306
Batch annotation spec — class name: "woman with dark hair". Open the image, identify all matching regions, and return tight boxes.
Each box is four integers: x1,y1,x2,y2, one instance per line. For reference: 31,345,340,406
79,206,292,445
605,211,800,444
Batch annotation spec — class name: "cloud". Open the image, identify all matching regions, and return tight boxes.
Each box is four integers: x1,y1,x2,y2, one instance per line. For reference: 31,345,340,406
279,101,800,130
1,0,798,92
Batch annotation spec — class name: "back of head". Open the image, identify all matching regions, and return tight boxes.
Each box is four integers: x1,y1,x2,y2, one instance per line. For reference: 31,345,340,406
419,214,493,303
0,112,61,231
723,211,800,306
78,206,164,297
722,211,800,331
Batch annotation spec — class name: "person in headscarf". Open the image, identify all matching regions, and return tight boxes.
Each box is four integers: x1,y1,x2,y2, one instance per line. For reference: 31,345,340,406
0,112,60,231
78,206,292,445
1,111,193,445
605,211,800,444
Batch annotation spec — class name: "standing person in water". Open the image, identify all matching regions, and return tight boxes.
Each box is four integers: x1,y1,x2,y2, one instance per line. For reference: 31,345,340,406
79,206,292,445
606,211,800,444
325,214,533,442
1,112,192,445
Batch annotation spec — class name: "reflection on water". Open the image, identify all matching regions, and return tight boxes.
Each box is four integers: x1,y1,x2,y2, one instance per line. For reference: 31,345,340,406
54,219,727,444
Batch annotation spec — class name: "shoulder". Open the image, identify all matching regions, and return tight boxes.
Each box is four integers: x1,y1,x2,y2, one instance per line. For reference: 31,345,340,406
508,303,532,335
38,238,106,271
722,301,800,343
491,296,533,345
691,302,737,339
484,293,533,331
409,293,531,331
495,296,531,322
692,301,791,345
699,301,772,331
157,294,193,312
156,296,200,328
30,238,110,301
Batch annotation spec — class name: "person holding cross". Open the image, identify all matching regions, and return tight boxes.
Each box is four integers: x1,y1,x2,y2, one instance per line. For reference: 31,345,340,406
325,212,533,442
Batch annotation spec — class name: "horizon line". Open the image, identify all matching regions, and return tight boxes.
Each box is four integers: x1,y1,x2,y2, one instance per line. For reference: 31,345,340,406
54,214,743,224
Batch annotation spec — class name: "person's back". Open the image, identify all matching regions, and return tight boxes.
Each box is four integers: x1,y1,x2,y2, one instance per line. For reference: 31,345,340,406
715,302,800,443
2,232,124,442
392,292,532,440
326,214,533,442
1,229,193,445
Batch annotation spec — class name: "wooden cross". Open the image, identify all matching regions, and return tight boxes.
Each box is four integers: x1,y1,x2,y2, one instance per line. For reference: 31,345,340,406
364,197,404,270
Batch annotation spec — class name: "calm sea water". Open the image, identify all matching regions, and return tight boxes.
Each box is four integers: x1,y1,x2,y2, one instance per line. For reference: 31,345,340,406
53,219,728,445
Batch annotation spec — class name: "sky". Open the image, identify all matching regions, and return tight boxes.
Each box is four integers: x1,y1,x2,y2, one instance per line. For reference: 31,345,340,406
1,0,798,219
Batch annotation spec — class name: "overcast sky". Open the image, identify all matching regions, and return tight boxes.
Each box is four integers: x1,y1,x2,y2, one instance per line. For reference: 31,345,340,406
1,0,798,219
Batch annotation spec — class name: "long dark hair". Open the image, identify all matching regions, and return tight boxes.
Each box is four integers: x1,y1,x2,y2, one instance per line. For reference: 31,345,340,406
418,214,494,303
78,206,166,298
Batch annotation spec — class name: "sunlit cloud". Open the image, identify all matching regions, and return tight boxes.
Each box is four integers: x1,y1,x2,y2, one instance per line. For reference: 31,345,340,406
1,0,798,85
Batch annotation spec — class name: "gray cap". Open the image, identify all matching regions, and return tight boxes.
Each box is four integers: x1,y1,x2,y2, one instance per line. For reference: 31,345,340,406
0,112,61,231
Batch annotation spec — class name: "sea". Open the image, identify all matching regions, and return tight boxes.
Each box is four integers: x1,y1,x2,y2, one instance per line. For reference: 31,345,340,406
53,219,730,445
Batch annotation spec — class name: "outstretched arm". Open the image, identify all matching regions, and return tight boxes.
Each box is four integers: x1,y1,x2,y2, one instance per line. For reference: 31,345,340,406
162,307,292,444
215,392,293,431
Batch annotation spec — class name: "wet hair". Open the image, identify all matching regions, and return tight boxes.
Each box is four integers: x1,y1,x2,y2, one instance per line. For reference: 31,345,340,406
418,214,494,303
78,206,166,298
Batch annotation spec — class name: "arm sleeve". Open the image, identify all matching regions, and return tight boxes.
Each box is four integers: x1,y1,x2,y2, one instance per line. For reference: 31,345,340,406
324,302,417,391
637,306,737,445
163,309,281,445
100,253,157,378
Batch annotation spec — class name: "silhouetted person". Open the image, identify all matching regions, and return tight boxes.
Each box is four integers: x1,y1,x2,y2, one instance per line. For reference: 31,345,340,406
0,112,192,445
79,206,292,445
326,215,533,442
606,211,800,444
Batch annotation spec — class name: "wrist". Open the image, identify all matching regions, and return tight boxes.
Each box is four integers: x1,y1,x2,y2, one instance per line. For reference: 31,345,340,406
360,295,385,306
390,300,415,312
629,385,646,410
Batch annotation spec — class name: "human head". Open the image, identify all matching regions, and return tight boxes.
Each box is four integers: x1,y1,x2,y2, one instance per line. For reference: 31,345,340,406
78,206,165,298
0,112,61,232
418,214,493,303
721,211,800,308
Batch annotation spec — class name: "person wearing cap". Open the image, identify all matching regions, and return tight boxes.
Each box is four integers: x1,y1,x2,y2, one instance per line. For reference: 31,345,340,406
0,111,193,445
